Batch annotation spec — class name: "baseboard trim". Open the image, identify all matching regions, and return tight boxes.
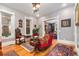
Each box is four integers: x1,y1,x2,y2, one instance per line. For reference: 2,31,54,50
2,40,15,47
58,40,75,45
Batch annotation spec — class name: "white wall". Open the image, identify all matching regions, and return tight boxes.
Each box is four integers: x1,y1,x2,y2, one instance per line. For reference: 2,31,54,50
0,5,26,35
0,5,36,46
38,17,46,37
77,27,79,45
58,6,75,42
15,11,26,35
39,5,75,42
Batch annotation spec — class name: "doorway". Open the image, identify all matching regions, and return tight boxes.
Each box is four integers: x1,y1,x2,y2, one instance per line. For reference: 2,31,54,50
48,23,57,39
44,17,59,40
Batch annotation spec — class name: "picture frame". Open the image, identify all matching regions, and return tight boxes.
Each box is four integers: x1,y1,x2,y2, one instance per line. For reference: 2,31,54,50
18,19,23,28
61,18,71,27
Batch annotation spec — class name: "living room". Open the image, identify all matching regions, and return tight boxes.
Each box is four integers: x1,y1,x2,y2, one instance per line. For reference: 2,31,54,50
0,3,79,56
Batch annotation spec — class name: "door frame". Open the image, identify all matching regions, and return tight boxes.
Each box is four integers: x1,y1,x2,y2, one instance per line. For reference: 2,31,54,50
44,16,60,40
74,3,79,55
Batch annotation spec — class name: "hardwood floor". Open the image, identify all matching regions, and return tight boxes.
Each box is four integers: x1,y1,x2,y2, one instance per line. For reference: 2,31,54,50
0,40,57,56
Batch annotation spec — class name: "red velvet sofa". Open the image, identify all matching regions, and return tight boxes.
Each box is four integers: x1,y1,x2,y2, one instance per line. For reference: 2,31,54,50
38,34,53,51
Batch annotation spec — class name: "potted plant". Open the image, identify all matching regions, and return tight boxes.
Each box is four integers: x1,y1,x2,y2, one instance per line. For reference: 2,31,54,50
32,25,40,42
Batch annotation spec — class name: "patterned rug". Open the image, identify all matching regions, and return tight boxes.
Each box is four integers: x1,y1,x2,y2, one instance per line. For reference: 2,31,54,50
3,51,18,56
48,43,77,56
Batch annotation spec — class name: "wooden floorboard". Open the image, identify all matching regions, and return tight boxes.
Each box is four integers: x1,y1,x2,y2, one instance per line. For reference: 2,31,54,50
0,40,57,56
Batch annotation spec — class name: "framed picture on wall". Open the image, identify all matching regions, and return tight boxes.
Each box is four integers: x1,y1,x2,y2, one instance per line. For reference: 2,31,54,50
18,19,23,28
61,18,71,27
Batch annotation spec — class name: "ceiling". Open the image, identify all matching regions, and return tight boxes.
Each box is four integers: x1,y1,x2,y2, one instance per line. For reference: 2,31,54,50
0,3,75,17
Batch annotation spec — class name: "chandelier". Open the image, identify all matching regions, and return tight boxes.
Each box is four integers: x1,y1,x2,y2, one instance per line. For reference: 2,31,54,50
32,3,40,17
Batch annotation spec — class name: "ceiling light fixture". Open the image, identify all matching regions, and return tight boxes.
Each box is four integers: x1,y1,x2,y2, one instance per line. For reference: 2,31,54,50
36,4,40,8
32,3,40,17
33,7,36,10
32,3,40,11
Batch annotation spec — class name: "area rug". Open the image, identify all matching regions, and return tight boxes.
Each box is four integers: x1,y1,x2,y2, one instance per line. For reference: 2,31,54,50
3,51,18,56
21,43,34,52
47,43,77,56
